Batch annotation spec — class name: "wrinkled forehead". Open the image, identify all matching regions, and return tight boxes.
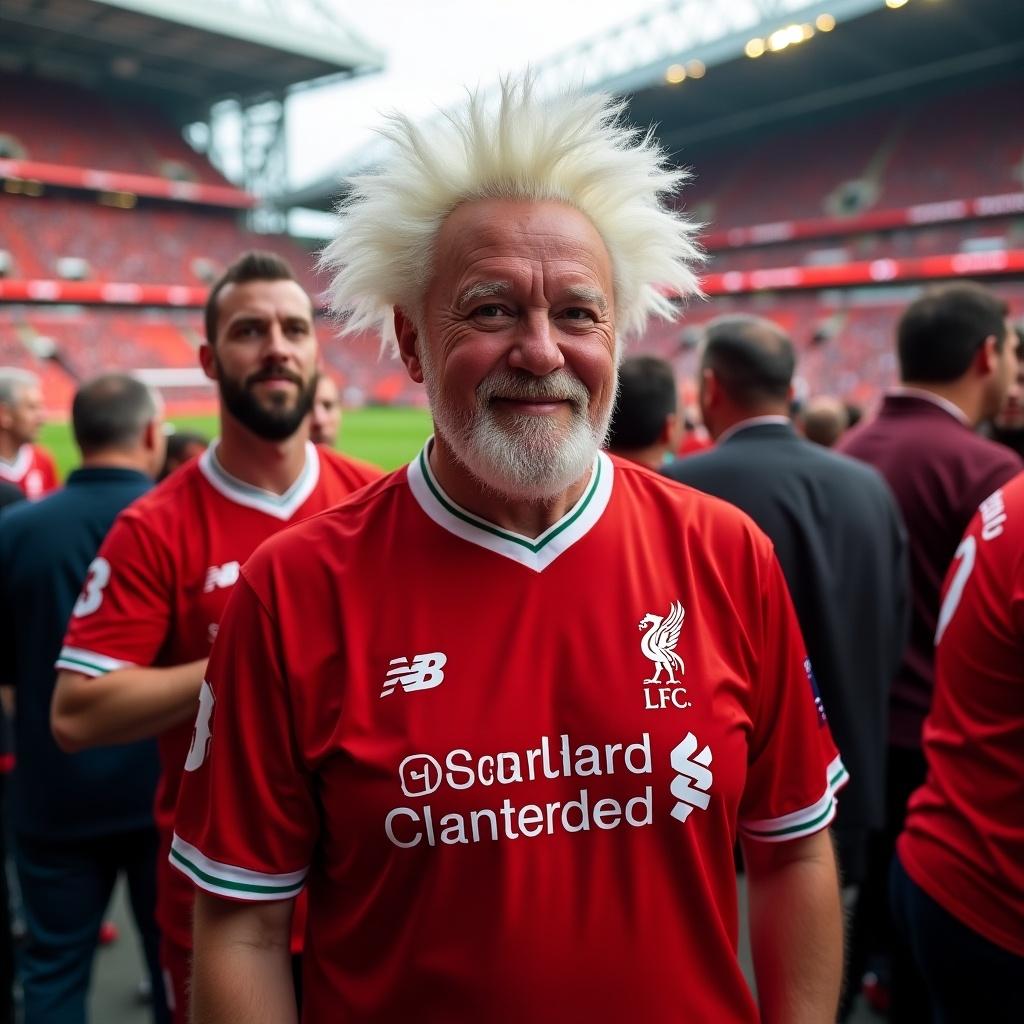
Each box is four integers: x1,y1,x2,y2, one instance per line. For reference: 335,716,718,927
429,198,614,304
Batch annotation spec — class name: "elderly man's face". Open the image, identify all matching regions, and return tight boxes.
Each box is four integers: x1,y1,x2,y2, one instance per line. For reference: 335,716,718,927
407,198,618,499
5,383,45,444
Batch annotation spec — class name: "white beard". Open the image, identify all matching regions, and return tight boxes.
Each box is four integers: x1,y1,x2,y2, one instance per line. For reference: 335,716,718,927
419,344,617,503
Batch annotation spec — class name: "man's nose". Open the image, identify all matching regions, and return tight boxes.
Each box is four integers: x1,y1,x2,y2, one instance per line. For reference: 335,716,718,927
263,322,292,359
508,313,564,376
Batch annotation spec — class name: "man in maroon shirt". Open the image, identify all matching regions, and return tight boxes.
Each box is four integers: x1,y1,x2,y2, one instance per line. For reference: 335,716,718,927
838,281,1021,1018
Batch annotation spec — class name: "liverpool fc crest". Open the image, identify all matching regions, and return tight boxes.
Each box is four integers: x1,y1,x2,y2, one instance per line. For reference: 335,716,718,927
638,602,692,711
639,601,686,684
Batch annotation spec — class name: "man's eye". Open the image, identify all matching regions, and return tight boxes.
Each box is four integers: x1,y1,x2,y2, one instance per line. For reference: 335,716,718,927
563,308,595,321
474,305,507,318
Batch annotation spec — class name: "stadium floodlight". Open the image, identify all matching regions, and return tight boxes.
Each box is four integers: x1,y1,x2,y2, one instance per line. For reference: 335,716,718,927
745,38,767,57
666,64,687,83
885,0,909,8
816,13,837,30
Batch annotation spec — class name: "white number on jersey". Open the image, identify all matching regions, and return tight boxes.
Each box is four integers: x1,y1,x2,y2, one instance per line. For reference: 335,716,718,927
73,557,112,618
935,535,976,646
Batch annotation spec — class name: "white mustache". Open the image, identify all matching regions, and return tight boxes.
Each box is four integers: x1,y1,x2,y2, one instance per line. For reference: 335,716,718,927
477,369,589,408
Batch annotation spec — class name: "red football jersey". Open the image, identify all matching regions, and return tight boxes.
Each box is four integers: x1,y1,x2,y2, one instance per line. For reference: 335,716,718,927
0,443,58,499
899,472,1024,956
172,448,845,1023
58,441,381,950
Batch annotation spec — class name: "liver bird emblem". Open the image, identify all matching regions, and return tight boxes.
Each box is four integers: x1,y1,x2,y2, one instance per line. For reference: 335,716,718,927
639,602,686,684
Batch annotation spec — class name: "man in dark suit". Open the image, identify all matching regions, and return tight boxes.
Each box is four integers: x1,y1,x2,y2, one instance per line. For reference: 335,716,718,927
664,316,908,907
837,282,1021,1019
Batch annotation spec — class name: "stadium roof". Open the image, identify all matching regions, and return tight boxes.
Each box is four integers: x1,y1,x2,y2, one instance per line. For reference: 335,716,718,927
277,0,1024,212
0,0,385,123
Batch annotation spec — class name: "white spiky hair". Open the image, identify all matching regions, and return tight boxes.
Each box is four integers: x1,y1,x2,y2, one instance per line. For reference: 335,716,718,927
321,75,703,353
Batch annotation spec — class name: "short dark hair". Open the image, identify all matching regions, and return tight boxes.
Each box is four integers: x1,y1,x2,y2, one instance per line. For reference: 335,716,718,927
72,374,157,455
165,430,208,463
607,356,678,450
898,283,1009,383
204,251,305,344
701,315,794,406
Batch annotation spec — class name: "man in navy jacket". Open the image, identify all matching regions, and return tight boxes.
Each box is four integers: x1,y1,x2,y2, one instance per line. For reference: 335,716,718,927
0,374,169,1022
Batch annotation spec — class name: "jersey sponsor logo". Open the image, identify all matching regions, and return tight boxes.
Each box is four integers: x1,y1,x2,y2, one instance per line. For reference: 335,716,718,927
669,732,713,823
804,658,828,727
638,601,692,710
184,681,216,772
379,652,447,698
203,561,240,593
385,733,655,849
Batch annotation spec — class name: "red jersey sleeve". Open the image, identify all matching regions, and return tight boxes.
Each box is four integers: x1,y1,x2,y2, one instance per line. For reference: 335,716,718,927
170,571,316,903
56,513,173,676
36,446,59,495
738,546,847,843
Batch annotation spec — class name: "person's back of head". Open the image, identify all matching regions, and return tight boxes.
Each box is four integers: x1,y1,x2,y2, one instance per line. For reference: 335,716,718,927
698,315,795,439
72,374,166,479
159,430,209,481
897,282,1017,424
802,395,850,448
606,356,679,469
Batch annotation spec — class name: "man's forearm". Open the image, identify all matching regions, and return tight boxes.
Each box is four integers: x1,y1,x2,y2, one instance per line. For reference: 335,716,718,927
191,893,296,1024
743,829,843,1024
51,659,207,751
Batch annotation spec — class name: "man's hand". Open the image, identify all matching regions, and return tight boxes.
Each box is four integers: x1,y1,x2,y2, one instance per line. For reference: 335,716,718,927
191,891,296,1024
743,827,843,1024
51,658,208,751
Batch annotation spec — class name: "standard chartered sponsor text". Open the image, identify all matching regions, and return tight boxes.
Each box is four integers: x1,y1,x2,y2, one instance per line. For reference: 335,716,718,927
387,733,654,849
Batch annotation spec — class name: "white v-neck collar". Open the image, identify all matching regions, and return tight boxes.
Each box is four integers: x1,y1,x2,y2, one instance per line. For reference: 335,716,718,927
198,440,320,521
0,445,30,481
406,439,614,572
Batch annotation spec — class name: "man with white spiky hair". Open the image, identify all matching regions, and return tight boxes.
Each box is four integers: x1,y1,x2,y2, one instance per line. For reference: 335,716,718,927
174,78,846,1024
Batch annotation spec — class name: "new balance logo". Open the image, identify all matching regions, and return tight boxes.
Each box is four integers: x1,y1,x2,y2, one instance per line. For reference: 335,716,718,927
204,561,240,593
379,653,447,698
669,732,713,823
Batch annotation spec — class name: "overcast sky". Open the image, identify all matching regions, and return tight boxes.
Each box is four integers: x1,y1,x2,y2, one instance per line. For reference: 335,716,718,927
282,0,668,189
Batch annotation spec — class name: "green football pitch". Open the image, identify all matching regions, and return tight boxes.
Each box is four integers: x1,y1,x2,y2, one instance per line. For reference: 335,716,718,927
39,405,434,479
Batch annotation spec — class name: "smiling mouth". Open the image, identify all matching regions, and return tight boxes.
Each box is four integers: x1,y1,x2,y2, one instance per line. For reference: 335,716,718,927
491,396,570,412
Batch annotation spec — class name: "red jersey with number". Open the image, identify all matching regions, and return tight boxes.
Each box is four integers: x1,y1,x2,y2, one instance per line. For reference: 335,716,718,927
0,444,57,499
57,441,381,951
172,447,846,1023
899,472,1024,956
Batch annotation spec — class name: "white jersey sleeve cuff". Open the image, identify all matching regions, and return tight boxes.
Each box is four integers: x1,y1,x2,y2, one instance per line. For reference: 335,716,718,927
169,834,307,902
739,754,849,843
55,646,136,677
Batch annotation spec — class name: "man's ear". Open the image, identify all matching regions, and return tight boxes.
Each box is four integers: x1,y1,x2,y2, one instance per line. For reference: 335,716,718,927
700,367,719,408
143,418,158,452
395,308,423,383
660,411,682,449
199,343,218,383
975,335,998,377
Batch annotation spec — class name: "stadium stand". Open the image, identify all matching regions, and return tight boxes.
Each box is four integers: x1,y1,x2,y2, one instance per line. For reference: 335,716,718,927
1,66,1021,416
0,73,230,185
